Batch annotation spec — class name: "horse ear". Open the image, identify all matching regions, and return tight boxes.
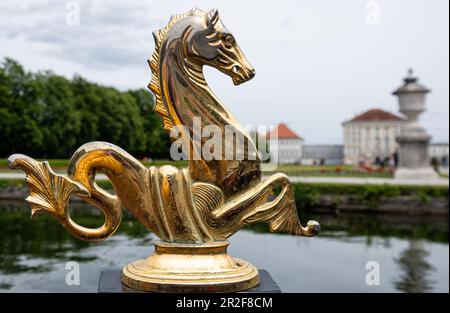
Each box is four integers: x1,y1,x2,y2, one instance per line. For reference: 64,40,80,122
206,9,220,28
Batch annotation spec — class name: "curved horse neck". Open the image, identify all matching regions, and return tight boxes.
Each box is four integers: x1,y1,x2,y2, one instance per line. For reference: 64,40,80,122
160,37,251,148
153,18,261,197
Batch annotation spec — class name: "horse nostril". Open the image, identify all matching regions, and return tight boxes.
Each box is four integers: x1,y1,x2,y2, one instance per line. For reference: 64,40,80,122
249,69,255,78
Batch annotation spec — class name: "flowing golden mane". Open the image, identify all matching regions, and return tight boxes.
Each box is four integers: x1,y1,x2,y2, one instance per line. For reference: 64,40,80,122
148,8,207,133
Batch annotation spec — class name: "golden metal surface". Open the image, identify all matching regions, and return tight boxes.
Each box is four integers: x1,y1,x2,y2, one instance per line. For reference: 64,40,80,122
8,8,320,292
122,241,259,292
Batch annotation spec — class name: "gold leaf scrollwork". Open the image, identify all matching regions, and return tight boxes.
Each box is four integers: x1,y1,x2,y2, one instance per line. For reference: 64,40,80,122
8,154,89,219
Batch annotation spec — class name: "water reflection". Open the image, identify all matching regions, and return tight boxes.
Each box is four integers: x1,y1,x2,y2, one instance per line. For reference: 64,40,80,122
0,201,448,292
394,240,435,293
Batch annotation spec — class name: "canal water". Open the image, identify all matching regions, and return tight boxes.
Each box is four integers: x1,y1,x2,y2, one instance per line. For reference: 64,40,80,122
0,202,448,293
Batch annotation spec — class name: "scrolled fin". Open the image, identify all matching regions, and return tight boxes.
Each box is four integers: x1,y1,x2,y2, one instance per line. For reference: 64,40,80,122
192,182,224,214
8,154,89,219
8,152,123,242
207,173,320,238
191,181,224,241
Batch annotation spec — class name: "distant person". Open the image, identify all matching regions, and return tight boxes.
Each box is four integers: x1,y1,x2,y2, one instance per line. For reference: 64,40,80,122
374,156,381,166
393,152,399,168
383,156,390,168
388,155,395,170
442,156,448,168
431,157,439,170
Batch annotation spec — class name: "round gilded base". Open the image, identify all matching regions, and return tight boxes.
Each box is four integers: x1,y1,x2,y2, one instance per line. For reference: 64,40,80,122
121,241,259,292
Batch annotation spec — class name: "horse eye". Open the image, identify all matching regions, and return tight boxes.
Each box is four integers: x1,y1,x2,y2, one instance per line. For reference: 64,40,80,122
224,35,234,46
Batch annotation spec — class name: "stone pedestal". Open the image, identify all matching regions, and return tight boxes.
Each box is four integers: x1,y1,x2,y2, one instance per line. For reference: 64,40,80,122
393,70,438,180
395,127,438,180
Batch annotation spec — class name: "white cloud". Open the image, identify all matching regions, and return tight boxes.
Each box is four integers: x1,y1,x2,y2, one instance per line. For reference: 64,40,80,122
0,0,448,143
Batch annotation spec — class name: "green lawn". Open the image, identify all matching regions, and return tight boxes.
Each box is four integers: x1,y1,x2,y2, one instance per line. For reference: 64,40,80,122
0,158,393,178
276,164,393,178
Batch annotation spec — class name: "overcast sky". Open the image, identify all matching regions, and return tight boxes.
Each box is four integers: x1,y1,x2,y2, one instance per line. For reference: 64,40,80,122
0,0,448,144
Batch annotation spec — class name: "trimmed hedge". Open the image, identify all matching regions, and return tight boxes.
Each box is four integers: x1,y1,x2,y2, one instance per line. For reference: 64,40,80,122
0,179,27,189
292,182,448,209
1,179,448,210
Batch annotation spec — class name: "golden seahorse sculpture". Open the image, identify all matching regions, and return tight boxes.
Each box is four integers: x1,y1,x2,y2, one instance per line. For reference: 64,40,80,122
9,8,320,292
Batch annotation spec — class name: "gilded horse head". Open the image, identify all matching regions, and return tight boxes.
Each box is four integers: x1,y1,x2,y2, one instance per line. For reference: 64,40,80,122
183,9,255,85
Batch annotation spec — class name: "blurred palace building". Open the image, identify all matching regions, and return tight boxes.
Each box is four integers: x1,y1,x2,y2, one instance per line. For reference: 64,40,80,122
266,118,448,166
342,108,405,165
266,71,448,168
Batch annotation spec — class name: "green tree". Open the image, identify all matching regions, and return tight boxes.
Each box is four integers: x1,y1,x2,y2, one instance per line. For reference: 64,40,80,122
126,89,171,159
33,71,81,157
0,58,44,156
0,58,171,159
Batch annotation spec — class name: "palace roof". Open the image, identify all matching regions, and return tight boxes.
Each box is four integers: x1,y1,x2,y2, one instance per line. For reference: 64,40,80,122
348,109,404,122
267,123,303,140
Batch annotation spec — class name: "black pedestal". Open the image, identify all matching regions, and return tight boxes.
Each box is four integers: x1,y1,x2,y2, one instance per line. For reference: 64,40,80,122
98,269,281,293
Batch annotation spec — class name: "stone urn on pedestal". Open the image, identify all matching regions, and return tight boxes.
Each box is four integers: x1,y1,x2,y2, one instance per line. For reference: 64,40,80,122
393,69,438,180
